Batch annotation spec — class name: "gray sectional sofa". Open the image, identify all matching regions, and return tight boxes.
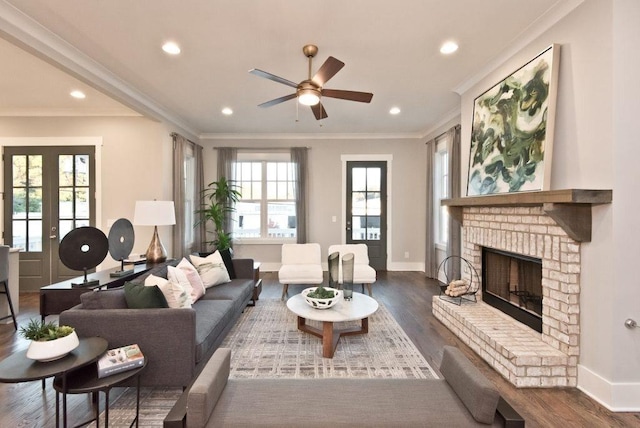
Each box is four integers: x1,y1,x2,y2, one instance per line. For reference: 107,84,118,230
164,346,525,427
59,258,259,387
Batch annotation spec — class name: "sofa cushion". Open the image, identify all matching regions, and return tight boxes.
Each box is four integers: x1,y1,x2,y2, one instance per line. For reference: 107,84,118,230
192,300,235,363
124,282,169,309
440,346,500,424
208,378,489,427
190,252,231,288
278,264,323,284
80,288,127,309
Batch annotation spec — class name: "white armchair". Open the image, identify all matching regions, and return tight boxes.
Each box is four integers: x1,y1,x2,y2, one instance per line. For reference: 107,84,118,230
327,244,376,296
278,243,323,300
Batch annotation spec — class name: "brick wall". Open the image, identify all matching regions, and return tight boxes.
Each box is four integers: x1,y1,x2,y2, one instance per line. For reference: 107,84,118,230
433,205,580,387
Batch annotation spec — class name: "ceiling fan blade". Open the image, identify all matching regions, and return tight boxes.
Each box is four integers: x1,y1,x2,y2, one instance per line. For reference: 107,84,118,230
258,93,297,108
311,57,345,86
322,89,373,103
249,69,298,89
310,102,328,120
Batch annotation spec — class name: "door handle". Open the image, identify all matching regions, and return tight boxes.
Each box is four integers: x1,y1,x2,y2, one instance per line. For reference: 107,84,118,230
50,235,57,239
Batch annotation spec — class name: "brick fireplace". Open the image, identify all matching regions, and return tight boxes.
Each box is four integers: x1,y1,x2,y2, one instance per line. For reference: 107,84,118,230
434,190,611,388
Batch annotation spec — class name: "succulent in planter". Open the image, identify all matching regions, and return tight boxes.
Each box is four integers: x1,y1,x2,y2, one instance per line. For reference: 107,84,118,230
19,319,75,341
20,319,79,362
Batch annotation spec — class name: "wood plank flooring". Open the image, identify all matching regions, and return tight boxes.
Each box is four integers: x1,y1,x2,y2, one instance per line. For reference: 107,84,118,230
1,271,639,427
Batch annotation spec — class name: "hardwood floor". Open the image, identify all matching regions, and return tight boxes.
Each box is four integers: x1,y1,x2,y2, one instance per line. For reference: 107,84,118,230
1,272,639,427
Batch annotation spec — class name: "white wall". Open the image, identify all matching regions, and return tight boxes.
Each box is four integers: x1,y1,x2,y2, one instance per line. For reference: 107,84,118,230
0,116,175,269
200,137,427,271
460,0,640,410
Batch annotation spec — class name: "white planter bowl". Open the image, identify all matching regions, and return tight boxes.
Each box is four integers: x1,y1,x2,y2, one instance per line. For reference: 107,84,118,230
26,331,79,362
302,287,342,309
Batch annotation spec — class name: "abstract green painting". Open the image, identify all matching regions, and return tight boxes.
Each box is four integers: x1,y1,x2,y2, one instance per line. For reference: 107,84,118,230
467,44,560,196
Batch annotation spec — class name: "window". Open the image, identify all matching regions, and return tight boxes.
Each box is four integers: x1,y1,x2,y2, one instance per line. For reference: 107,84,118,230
434,137,450,247
233,153,296,241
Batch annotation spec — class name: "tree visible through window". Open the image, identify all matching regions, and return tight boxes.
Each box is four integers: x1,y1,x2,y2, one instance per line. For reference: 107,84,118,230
234,156,297,240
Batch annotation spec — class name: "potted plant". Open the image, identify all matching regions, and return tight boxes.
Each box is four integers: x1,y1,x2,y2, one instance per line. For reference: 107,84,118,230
20,319,79,362
197,176,241,252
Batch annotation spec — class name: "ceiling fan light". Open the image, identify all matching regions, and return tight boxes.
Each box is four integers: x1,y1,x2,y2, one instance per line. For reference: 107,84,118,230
298,89,320,106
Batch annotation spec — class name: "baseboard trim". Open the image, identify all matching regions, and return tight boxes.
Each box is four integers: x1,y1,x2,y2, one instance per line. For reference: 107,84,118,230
578,364,640,411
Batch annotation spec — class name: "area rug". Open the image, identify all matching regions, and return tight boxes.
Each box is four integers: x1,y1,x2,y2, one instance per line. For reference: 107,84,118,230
90,299,436,426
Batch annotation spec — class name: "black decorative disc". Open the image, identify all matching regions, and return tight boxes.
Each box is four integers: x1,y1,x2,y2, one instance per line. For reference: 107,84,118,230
108,218,135,261
59,226,109,271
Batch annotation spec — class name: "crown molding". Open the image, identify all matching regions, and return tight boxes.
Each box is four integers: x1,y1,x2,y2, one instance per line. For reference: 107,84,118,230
199,132,424,141
453,0,584,96
0,1,198,138
0,107,142,117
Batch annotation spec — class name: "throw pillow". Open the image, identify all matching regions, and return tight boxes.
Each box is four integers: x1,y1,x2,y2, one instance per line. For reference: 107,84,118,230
189,251,231,288
167,265,198,304
145,274,191,309
124,281,168,309
175,258,206,302
219,248,236,279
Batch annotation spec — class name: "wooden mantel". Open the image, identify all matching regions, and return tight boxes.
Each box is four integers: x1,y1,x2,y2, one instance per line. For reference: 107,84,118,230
442,189,612,242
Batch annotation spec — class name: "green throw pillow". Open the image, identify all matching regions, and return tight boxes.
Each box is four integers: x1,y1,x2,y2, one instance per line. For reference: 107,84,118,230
124,282,169,309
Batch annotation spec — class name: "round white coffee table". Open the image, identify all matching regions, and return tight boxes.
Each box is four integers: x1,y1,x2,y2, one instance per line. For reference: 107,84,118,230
287,291,379,358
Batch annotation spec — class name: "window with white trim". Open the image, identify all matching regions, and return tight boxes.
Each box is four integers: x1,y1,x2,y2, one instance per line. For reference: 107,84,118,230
434,136,450,247
233,152,297,241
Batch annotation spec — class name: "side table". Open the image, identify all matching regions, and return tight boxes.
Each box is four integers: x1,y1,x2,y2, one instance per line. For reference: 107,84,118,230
53,359,147,428
0,337,108,428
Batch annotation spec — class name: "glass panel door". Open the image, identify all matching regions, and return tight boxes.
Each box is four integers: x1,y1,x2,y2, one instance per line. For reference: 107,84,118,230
3,146,96,290
346,161,387,270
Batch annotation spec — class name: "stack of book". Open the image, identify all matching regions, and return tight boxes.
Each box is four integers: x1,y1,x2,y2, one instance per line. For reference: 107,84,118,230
97,344,145,378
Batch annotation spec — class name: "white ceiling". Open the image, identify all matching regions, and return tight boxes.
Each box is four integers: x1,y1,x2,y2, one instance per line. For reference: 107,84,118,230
0,0,581,138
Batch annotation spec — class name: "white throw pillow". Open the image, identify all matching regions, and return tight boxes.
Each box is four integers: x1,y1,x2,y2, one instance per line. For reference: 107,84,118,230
168,265,201,303
189,251,231,288
145,274,191,309
176,258,206,302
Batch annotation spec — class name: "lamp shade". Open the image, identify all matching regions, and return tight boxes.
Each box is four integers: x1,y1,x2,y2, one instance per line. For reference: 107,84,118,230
133,201,176,226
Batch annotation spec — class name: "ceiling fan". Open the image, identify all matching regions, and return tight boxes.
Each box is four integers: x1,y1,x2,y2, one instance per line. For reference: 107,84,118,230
249,44,373,120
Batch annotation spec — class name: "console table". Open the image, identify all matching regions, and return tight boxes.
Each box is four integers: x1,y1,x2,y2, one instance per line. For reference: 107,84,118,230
40,264,151,320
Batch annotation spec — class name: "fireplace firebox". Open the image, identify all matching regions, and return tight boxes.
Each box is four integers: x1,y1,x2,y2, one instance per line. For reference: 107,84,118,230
482,247,543,333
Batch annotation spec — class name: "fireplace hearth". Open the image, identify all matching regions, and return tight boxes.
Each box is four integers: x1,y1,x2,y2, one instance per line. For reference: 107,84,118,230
482,247,542,332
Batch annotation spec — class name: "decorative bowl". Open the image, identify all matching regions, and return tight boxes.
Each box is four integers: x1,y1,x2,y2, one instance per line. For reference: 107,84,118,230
301,287,342,310
26,330,79,362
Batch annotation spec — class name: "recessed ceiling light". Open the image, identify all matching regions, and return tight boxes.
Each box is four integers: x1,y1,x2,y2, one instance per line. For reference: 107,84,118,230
222,107,233,115
70,90,86,99
440,41,458,55
389,107,401,115
162,41,181,55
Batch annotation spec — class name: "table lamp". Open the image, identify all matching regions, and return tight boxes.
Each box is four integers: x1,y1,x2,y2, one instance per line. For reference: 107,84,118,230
133,200,176,263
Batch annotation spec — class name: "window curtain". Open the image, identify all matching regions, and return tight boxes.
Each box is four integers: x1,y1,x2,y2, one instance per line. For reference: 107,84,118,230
446,125,462,265
172,133,205,258
216,147,238,245
424,139,437,278
447,125,461,256
291,147,308,243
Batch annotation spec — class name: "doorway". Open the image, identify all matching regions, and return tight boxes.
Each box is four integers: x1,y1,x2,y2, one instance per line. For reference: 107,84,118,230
346,161,387,270
3,146,96,290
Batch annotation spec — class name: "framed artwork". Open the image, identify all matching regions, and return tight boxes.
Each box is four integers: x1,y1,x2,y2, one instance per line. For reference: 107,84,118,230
467,44,560,196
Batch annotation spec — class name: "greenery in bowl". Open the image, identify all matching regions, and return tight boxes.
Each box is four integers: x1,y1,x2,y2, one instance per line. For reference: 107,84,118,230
19,319,75,342
306,286,336,299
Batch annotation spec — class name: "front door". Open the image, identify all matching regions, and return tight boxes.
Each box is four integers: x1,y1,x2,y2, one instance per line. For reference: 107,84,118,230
3,146,96,290
346,161,387,270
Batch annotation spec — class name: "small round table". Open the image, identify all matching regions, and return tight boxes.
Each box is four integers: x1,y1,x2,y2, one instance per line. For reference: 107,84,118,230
287,291,379,358
0,336,108,428
53,359,147,428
